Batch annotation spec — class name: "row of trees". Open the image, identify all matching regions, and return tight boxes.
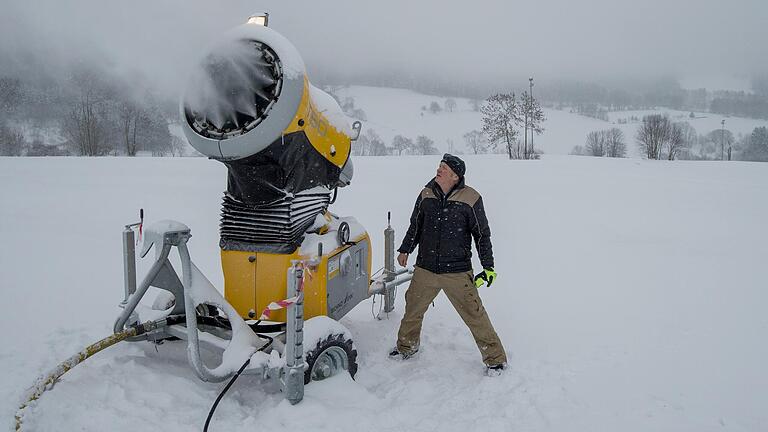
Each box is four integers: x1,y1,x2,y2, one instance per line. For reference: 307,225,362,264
351,129,440,156
0,65,182,157
421,98,458,114
571,128,627,158
572,115,768,162
710,91,768,120
572,117,704,160
635,114,696,160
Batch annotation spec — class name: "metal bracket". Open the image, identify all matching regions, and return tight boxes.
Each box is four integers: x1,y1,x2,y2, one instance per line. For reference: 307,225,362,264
115,224,236,383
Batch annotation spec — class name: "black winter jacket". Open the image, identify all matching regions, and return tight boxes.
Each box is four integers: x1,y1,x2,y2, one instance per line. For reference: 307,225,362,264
398,178,494,274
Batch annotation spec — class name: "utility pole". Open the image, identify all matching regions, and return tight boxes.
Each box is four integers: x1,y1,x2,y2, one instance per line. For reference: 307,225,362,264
523,91,529,159
529,77,534,157
721,119,725,161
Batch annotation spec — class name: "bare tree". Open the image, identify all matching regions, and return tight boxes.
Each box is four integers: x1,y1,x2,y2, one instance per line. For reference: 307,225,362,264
392,135,413,156
636,114,671,160
169,136,187,157
444,98,457,113
414,135,439,155
481,93,520,159
637,115,694,160
63,70,111,156
585,131,605,156
365,129,388,156
675,122,698,160
664,122,697,161
64,94,107,156
119,101,140,156
0,122,25,156
463,130,487,154
584,128,626,158
664,124,685,160
604,128,626,158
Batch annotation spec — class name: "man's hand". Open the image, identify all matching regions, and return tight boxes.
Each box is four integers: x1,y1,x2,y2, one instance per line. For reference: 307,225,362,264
397,253,409,267
474,268,497,288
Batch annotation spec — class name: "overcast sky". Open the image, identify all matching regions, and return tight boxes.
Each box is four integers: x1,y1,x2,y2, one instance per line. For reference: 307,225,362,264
2,0,766,96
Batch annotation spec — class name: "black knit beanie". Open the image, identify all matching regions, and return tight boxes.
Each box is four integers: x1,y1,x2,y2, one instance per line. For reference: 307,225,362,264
441,153,466,177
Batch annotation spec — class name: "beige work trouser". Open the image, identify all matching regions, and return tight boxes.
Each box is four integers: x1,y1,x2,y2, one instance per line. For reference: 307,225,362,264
396,266,507,366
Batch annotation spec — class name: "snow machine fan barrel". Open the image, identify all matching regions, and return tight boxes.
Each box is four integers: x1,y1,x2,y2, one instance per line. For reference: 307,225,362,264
180,23,355,202
180,23,357,251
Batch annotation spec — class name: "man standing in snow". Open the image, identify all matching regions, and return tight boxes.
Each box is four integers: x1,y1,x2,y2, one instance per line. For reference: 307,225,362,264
390,154,507,375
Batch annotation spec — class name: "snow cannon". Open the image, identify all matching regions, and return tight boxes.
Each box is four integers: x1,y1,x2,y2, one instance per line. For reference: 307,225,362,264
179,20,373,324
105,15,415,415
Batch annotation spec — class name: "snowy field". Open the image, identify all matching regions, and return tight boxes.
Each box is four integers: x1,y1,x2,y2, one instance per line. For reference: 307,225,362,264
1,155,768,431
336,85,768,158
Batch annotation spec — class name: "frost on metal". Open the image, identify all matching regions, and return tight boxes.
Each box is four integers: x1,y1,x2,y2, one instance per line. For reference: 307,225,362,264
299,215,366,257
309,83,352,135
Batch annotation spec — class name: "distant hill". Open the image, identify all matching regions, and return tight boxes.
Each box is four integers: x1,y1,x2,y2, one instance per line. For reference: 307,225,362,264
333,85,768,159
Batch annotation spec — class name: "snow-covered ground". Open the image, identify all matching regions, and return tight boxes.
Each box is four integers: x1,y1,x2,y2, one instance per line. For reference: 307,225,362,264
336,85,768,158
1,155,767,431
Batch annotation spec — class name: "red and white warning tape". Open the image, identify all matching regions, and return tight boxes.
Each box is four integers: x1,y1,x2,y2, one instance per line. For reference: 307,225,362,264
257,263,315,320
258,296,301,320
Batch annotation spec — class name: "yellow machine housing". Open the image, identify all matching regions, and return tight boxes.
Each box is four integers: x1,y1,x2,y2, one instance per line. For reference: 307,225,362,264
284,77,352,170
223,232,372,322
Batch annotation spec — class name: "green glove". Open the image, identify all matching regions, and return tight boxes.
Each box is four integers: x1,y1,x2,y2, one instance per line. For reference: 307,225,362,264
474,268,497,288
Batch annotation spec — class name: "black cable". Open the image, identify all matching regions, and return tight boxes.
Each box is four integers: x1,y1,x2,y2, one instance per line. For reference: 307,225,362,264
203,332,274,432
203,358,250,432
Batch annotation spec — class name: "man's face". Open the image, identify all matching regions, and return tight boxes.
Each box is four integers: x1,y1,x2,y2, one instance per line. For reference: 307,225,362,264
436,161,458,182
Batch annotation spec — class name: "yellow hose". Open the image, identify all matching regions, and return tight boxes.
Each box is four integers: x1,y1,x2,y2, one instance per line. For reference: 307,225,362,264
15,325,144,431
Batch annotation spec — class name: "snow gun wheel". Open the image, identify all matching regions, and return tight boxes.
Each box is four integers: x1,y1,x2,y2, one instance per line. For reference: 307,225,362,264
304,334,358,384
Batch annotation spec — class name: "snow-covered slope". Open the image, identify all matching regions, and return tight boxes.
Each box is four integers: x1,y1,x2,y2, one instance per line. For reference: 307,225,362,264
1,155,767,431
335,85,768,158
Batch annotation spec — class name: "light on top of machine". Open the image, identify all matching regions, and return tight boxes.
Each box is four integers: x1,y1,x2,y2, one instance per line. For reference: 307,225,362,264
247,13,269,27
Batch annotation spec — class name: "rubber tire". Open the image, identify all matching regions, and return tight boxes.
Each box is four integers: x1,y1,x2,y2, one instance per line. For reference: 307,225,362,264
303,333,358,385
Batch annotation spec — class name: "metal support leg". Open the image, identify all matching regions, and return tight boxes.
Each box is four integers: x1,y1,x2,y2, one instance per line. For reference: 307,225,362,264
178,239,229,383
384,217,396,313
121,227,137,308
114,244,173,334
284,261,305,405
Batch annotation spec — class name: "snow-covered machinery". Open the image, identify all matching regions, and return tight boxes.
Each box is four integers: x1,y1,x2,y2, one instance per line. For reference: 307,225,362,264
113,16,414,407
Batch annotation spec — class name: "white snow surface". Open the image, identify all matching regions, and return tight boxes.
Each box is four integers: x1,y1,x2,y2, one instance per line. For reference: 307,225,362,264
1,155,768,431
